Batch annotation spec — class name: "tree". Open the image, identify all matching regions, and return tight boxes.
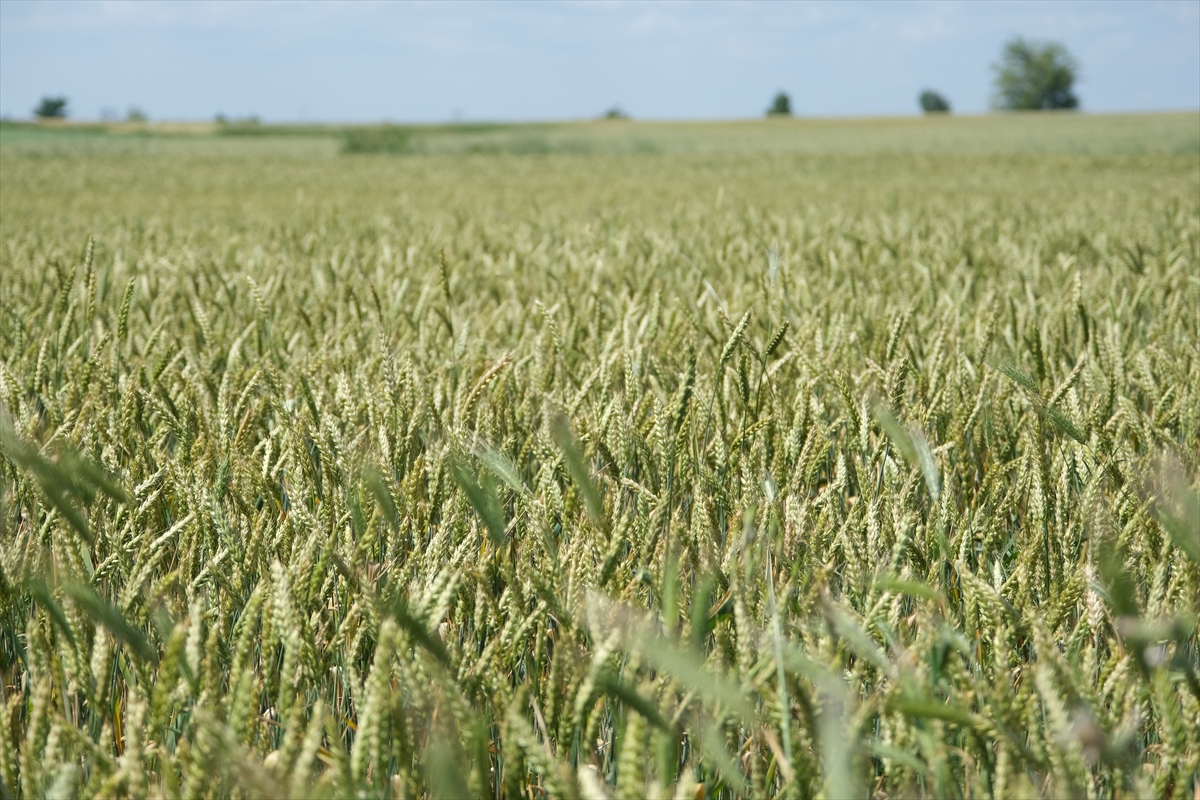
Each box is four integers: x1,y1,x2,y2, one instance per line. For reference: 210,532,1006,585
992,37,1079,110
34,96,68,119
767,91,791,117
126,107,148,123
919,90,951,114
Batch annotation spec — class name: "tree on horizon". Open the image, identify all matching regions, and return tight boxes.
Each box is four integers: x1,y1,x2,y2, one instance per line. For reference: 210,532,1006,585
992,38,1080,110
919,90,951,114
34,96,68,119
767,91,792,117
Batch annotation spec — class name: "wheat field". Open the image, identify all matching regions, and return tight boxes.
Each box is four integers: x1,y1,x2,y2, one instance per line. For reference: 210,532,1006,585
0,114,1197,799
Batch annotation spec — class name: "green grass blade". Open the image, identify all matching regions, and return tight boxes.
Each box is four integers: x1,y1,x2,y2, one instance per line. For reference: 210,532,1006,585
550,412,603,526
61,581,156,662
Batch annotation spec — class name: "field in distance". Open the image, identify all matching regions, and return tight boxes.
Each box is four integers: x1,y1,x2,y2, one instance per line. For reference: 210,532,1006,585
0,112,1197,799
2,109,1198,158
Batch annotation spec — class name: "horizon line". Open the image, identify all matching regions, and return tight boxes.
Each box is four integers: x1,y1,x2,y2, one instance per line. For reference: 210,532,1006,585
6,108,1199,128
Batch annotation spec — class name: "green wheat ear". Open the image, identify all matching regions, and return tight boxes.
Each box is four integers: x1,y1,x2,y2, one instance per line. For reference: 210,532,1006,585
720,310,752,368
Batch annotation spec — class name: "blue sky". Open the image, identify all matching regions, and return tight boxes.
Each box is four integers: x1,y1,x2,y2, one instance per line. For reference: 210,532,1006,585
1,0,1197,122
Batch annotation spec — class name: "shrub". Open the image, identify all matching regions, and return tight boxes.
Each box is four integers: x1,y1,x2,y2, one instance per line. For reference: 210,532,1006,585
341,124,418,154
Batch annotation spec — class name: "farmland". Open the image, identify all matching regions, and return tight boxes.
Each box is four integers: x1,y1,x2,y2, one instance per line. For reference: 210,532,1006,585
1,112,1198,798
